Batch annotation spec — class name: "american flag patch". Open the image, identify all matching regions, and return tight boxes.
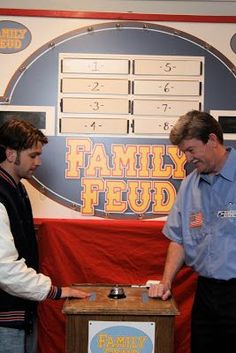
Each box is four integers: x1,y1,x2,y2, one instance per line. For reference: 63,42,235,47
189,212,203,228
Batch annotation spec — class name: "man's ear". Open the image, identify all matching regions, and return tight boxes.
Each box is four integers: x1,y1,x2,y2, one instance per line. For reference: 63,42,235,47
5,148,17,162
208,133,218,147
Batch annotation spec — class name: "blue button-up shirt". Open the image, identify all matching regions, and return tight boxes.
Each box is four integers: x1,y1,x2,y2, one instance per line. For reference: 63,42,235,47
163,147,236,280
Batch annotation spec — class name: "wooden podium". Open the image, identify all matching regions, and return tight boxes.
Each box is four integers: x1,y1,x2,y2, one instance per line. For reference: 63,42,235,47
63,285,179,353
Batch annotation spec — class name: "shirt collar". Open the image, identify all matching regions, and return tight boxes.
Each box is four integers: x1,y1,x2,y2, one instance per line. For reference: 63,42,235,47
200,146,236,183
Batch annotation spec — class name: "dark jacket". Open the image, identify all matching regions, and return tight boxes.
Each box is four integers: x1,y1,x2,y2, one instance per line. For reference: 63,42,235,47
0,167,38,330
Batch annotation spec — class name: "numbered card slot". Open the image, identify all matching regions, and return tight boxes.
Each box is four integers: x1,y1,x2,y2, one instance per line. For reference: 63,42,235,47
62,58,130,74
133,99,200,116
134,59,202,76
133,80,200,96
62,98,130,115
61,78,129,95
133,117,177,134
60,117,128,134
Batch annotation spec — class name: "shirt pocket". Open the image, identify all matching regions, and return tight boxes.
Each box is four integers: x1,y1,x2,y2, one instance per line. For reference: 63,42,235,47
189,226,208,245
187,210,207,245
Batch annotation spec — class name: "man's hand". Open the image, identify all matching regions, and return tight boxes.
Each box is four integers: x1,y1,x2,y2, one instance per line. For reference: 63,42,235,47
61,287,91,299
148,282,171,301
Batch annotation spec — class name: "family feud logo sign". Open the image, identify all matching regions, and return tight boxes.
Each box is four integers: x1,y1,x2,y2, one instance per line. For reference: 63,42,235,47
63,138,187,218
0,21,31,53
89,321,155,353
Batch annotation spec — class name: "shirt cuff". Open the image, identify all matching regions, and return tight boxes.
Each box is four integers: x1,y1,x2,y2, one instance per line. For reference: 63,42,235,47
47,286,62,300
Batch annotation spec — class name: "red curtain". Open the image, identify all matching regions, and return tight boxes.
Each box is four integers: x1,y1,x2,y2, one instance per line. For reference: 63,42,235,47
37,219,197,353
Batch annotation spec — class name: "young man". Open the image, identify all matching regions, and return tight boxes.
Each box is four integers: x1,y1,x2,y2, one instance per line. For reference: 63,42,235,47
0,119,90,353
149,110,236,353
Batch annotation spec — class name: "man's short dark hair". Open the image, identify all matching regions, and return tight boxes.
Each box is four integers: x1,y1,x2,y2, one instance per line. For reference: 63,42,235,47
0,118,48,162
169,110,224,145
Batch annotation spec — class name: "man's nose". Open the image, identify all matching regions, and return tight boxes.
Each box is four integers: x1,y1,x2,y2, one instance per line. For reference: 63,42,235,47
35,156,42,166
185,152,193,163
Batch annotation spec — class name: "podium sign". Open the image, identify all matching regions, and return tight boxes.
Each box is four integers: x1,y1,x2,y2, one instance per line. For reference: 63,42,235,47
63,286,179,353
88,321,155,353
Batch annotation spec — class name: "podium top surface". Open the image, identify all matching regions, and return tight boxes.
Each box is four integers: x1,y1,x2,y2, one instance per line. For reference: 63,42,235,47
62,286,179,316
